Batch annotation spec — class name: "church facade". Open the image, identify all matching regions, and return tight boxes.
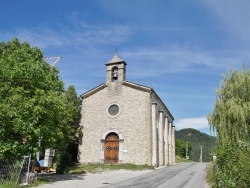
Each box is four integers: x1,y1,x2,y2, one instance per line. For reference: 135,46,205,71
78,53,175,167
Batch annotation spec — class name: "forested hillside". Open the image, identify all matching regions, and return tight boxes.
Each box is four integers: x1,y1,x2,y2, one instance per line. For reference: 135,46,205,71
175,128,217,162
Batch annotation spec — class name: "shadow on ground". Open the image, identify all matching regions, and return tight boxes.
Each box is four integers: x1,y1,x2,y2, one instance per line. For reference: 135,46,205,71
38,172,87,182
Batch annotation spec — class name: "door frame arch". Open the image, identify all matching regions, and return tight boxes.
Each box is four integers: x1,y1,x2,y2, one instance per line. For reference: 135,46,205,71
100,128,124,164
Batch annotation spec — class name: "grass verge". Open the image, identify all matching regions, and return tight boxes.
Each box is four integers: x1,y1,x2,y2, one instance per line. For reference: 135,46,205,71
175,155,189,163
27,178,51,187
206,163,215,187
68,163,154,174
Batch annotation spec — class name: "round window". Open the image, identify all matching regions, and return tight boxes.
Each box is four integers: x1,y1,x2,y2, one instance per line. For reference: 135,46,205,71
108,104,119,116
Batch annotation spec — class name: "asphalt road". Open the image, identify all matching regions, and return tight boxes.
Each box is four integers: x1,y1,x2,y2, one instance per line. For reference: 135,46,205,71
105,163,209,188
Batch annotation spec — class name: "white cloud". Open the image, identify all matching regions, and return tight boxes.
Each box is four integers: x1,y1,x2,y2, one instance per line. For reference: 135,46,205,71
124,46,246,79
1,17,248,82
175,116,209,130
0,23,132,50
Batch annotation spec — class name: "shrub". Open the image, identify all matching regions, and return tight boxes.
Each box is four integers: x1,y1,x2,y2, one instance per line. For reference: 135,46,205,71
56,151,72,174
212,141,250,187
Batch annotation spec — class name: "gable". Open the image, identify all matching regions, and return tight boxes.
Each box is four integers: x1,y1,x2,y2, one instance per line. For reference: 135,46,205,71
122,81,152,92
80,80,174,120
80,83,107,99
122,81,174,120
80,81,152,100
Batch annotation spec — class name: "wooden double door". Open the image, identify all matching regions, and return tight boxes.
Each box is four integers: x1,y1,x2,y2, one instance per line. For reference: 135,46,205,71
105,133,119,164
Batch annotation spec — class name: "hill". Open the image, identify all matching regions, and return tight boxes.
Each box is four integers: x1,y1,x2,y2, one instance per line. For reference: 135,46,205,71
175,128,217,162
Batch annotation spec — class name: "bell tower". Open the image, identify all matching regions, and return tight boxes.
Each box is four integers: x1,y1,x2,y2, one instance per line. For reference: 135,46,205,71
106,52,127,84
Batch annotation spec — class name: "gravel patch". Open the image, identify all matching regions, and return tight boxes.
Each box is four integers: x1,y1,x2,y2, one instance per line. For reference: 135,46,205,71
37,169,153,188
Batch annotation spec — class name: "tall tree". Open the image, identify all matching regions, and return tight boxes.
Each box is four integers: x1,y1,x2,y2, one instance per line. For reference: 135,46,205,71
208,67,250,147
0,38,67,158
63,85,81,138
63,85,81,162
60,86,81,156
175,139,192,159
56,86,81,173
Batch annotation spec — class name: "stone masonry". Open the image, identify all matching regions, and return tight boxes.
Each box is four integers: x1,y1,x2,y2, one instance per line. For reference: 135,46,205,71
78,53,175,166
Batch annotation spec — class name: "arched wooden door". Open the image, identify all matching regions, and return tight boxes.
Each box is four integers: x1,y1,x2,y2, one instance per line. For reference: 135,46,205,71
105,133,119,164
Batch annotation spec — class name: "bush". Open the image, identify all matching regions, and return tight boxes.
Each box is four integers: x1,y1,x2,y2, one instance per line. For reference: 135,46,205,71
56,151,72,174
0,172,19,188
212,141,250,187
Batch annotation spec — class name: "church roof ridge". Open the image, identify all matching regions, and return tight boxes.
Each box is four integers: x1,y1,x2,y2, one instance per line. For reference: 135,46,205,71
122,80,152,91
122,81,174,120
80,83,106,99
107,51,125,64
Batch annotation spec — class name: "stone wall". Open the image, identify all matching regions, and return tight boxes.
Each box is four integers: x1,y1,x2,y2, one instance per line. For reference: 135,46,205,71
150,94,175,166
79,82,151,165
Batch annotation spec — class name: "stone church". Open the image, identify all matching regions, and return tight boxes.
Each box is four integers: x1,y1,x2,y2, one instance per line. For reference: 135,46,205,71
78,53,175,167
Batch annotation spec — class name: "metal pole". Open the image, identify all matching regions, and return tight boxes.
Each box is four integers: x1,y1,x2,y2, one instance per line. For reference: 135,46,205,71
200,145,203,163
186,142,188,160
16,156,28,187
25,154,31,185
36,137,42,162
186,133,191,160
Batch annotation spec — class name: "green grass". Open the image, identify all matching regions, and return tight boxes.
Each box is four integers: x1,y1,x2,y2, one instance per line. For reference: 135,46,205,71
175,155,189,163
28,178,51,187
0,181,17,188
0,173,19,188
68,163,154,174
0,176,51,188
206,163,215,188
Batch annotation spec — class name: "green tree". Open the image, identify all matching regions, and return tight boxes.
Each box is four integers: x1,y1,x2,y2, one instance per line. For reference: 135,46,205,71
212,142,250,188
175,139,192,159
208,67,250,147
56,85,81,174
64,86,81,162
0,38,69,159
208,67,250,187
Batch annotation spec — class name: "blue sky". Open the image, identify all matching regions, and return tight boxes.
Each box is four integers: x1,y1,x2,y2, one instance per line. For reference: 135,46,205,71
1,0,250,135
